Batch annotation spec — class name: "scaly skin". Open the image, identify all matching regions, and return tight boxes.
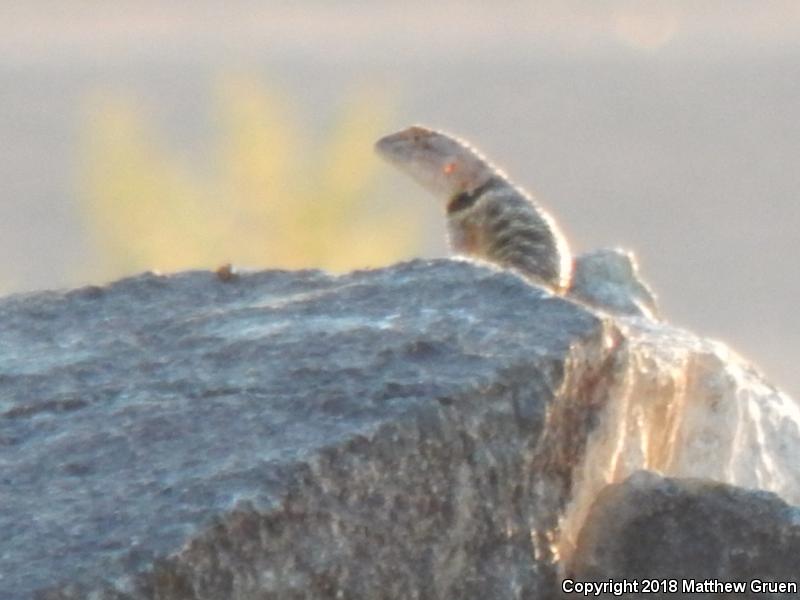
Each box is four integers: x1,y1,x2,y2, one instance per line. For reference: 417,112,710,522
375,125,572,291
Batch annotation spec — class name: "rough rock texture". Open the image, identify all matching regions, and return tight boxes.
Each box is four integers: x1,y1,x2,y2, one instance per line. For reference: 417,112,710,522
2,258,799,599
569,471,800,598
1,260,617,600
558,312,800,562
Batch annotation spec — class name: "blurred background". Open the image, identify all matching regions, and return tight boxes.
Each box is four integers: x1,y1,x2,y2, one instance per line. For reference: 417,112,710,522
1,1,798,395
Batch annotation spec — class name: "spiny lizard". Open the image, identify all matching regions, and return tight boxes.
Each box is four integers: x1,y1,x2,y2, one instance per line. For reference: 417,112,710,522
375,125,572,292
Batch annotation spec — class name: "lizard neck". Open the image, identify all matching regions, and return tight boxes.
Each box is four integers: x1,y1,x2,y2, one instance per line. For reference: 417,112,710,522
446,176,505,214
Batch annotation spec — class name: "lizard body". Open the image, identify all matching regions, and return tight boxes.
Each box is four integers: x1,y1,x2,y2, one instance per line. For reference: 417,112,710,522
375,126,572,292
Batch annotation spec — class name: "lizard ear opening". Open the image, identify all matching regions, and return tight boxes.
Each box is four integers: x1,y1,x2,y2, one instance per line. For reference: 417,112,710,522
443,162,457,175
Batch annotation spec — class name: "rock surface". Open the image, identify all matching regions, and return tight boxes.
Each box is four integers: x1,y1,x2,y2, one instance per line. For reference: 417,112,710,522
569,471,800,598
1,260,615,600
558,310,800,563
1,258,798,599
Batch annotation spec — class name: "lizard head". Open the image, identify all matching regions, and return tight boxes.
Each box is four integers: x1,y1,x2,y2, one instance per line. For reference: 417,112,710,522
375,125,495,198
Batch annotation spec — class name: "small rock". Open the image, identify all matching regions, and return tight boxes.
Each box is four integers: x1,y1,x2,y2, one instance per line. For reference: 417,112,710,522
568,248,659,319
569,471,800,598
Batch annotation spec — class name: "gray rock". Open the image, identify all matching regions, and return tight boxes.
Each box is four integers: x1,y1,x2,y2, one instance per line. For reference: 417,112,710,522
3,258,799,599
568,471,800,599
568,248,659,319
0,260,615,599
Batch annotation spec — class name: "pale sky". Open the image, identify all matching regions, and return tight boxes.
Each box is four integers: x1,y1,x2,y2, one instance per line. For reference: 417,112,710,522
1,1,799,66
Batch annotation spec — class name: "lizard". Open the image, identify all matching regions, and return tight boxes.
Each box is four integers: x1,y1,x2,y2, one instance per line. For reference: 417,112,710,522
375,125,572,292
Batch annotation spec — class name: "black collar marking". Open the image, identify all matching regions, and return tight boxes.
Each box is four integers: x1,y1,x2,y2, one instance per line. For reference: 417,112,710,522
446,177,503,214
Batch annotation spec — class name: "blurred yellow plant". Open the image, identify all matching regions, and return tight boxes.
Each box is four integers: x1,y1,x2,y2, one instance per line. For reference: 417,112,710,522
78,77,417,282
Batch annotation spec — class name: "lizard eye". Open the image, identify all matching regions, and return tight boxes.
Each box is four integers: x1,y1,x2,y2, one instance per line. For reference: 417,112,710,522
443,162,457,175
